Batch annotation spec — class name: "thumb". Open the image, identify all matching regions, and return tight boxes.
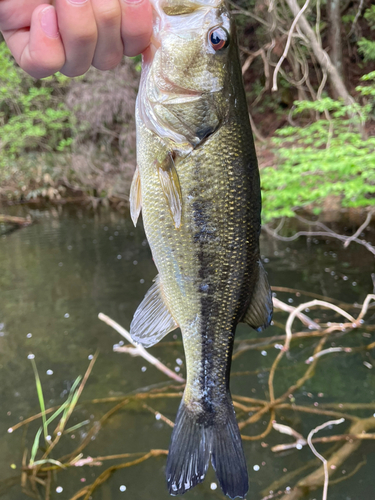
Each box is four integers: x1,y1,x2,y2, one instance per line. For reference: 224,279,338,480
3,4,66,79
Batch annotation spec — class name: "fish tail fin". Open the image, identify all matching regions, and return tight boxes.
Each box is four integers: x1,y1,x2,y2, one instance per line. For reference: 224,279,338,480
211,401,249,499
166,402,210,495
166,399,248,499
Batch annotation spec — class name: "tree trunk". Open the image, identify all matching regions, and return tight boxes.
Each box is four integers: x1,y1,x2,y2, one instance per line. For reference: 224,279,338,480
327,0,344,80
284,0,352,104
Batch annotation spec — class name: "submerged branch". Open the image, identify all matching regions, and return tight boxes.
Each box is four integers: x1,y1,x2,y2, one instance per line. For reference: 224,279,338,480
98,313,185,383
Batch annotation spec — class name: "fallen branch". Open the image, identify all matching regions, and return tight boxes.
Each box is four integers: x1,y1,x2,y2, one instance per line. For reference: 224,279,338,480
278,416,375,500
0,214,33,226
98,313,185,383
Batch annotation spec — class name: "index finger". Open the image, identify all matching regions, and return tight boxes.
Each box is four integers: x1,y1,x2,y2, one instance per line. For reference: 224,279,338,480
0,0,49,31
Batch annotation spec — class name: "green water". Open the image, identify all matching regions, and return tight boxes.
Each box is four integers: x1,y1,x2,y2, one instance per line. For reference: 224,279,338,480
0,207,374,500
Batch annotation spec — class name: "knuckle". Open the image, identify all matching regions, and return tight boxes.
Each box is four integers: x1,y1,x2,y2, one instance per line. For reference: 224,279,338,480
93,54,122,71
73,27,98,46
96,5,120,28
61,68,86,78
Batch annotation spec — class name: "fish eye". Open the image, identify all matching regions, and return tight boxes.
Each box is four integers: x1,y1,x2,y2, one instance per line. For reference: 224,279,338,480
208,27,229,51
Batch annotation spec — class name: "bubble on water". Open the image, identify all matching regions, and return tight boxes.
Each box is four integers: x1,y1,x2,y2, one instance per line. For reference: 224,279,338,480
117,255,122,260
114,231,119,236
141,366,147,372
176,358,183,366
119,340,124,346
210,483,217,490
88,355,93,360
253,465,260,471
174,367,180,373
104,226,108,231
263,257,270,263
275,344,283,350
261,350,267,356
352,282,357,286
26,333,32,338
296,444,303,450
80,478,86,482
56,487,63,493
7,428,13,433
58,262,63,267
46,370,53,376
119,485,127,492
343,275,348,281
140,279,145,284
64,313,70,318
67,245,73,250
155,413,161,421
27,354,35,360
288,298,293,304
46,435,52,441
133,260,138,265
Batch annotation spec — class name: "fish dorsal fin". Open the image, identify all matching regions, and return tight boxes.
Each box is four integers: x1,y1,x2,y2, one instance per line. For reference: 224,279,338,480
242,261,273,332
156,154,182,229
129,165,142,227
130,275,179,348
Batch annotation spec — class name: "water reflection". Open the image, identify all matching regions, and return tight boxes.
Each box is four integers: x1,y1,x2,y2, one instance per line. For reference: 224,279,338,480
0,207,374,499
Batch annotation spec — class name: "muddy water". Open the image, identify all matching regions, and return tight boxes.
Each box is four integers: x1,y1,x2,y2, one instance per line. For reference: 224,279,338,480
0,206,374,500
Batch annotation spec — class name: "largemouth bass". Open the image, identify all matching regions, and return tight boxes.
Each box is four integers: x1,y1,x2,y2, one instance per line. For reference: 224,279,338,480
129,0,273,497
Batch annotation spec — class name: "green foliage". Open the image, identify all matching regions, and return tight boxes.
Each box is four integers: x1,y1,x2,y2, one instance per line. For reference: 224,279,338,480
358,6,375,63
0,43,72,173
261,89,375,221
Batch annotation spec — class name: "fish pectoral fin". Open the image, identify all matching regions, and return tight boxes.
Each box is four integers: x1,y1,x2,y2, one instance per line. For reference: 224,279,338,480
242,261,273,332
156,154,182,229
130,275,178,348
129,165,142,227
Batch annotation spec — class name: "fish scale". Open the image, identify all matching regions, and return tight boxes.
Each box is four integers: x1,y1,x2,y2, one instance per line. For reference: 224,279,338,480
129,1,273,497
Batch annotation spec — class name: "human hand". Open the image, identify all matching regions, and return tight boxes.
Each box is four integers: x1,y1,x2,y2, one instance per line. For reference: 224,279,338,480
0,0,153,78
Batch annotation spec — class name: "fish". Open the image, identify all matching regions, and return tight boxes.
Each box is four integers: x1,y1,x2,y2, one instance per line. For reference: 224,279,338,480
129,0,273,498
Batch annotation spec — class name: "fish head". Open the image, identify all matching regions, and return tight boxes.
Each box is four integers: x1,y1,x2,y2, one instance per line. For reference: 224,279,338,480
138,0,237,148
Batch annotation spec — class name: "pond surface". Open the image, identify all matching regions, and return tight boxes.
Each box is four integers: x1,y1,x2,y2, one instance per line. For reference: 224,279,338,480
0,206,375,500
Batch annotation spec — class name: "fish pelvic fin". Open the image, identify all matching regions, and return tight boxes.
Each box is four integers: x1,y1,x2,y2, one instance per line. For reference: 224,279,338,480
166,398,248,499
129,165,142,227
156,153,182,229
130,275,178,348
242,260,273,332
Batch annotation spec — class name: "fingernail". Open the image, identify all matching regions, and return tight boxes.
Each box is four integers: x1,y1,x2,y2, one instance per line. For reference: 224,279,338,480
67,0,89,4
123,0,144,4
41,7,59,39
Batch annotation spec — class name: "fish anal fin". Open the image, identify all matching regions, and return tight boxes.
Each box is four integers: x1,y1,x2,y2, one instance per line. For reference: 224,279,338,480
129,165,142,227
243,261,273,332
156,153,182,229
130,275,178,348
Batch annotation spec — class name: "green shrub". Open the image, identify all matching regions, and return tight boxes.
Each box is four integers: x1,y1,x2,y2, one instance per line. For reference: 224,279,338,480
261,78,375,221
0,43,72,173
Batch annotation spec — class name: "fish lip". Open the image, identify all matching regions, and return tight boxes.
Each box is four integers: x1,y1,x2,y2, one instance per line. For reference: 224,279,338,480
160,73,203,97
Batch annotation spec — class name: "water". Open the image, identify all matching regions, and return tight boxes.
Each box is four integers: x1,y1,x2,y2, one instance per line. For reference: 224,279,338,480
0,207,374,500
